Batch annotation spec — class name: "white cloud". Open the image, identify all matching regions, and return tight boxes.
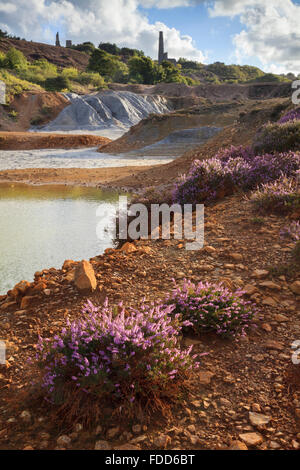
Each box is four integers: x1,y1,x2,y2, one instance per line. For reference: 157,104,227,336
140,0,192,7
0,0,206,62
210,0,300,74
0,3,16,13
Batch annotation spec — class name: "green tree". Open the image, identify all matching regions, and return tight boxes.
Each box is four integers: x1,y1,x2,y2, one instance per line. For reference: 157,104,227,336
160,60,188,84
4,48,27,70
44,75,70,91
128,56,157,84
88,49,128,82
98,42,120,55
72,42,95,55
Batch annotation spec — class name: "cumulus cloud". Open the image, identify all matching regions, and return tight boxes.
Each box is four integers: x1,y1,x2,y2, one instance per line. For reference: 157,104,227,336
0,0,206,62
140,0,192,7
210,0,300,74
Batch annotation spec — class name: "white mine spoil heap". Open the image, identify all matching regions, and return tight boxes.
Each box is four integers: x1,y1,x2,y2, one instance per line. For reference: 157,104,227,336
37,90,171,138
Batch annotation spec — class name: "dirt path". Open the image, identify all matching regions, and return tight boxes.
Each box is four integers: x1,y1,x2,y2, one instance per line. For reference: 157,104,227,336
0,194,299,450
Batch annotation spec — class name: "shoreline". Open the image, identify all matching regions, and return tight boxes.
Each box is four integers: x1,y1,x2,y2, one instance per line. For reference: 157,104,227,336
0,131,111,150
0,166,154,190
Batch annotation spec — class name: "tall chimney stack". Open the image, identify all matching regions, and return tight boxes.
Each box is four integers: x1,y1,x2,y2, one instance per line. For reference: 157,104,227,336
158,31,164,65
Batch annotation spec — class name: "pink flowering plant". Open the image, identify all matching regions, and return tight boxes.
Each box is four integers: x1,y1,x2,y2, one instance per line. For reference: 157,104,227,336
281,221,300,241
249,175,300,214
280,221,300,264
278,107,300,124
35,300,198,411
165,280,257,338
174,145,300,205
253,121,300,154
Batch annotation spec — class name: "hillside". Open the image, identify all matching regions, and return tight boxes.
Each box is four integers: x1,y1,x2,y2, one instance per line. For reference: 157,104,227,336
0,38,89,70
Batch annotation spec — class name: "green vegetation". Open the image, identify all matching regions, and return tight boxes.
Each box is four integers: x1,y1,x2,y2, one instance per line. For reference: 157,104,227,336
71,41,95,55
88,49,129,82
0,69,42,102
253,121,300,154
0,48,106,99
0,39,295,101
0,29,23,40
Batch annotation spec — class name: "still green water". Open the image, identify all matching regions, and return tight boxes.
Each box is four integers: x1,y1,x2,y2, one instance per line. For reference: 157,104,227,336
0,183,121,295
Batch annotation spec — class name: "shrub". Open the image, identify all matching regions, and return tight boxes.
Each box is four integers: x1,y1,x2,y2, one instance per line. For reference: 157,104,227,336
249,175,300,214
4,48,27,70
278,107,300,124
292,240,300,264
253,121,300,153
0,69,42,100
0,52,6,68
44,75,70,91
165,280,256,338
281,221,300,241
75,71,105,87
61,67,79,80
35,300,198,414
281,221,300,264
174,146,300,205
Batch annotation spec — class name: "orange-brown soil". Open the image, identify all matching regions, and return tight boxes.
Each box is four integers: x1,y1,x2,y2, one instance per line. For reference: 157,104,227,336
0,91,70,132
0,166,152,187
0,132,111,150
0,195,299,450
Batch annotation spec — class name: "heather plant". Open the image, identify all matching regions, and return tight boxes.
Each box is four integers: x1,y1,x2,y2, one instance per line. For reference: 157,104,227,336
292,240,300,264
249,175,300,214
165,280,256,338
253,121,300,154
174,146,300,205
278,107,300,124
280,221,300,264
35,300,198,417
281,221,300,241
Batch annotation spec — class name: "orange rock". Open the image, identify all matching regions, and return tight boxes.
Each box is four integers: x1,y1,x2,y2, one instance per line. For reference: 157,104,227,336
62,259,76,270
20,296,35,309
104,248,115,255
120,242,137,254
29,281,47,294
139,246,152,254
199,370,215,385
229,440,248,450
10,280,30,298
0,300,17,311
74,260,97,292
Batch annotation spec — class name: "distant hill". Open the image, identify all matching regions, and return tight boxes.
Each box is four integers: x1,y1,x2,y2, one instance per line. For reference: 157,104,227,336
0,38,89,71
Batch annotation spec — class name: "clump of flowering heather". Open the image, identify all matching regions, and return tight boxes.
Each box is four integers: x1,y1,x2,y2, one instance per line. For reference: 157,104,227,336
253,121,300,154
278,107,300,124
281,221,300,264
281,221,300,241
35,300,198,415
174,145,300,205
249,175,300,214
165,280,257,338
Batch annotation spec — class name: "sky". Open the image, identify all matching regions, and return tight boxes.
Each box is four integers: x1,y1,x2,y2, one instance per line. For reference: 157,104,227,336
0,0,300,75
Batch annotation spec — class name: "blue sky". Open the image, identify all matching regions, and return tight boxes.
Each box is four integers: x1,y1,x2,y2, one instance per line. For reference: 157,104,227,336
140,3,245,66
1,1,300,74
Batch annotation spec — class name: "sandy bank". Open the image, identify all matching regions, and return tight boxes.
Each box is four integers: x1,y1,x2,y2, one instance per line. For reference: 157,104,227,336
0,166,153,188
0,132,111,150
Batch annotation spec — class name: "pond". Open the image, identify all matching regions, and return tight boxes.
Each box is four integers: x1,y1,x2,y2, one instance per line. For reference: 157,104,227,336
0,183,122,294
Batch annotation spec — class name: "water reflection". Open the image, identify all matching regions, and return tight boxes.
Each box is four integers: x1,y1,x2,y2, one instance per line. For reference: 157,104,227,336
0,183,122,294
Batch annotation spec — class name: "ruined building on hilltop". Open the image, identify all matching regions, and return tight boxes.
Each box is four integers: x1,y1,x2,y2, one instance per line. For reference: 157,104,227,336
55,33,72,48
158,31,177,65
